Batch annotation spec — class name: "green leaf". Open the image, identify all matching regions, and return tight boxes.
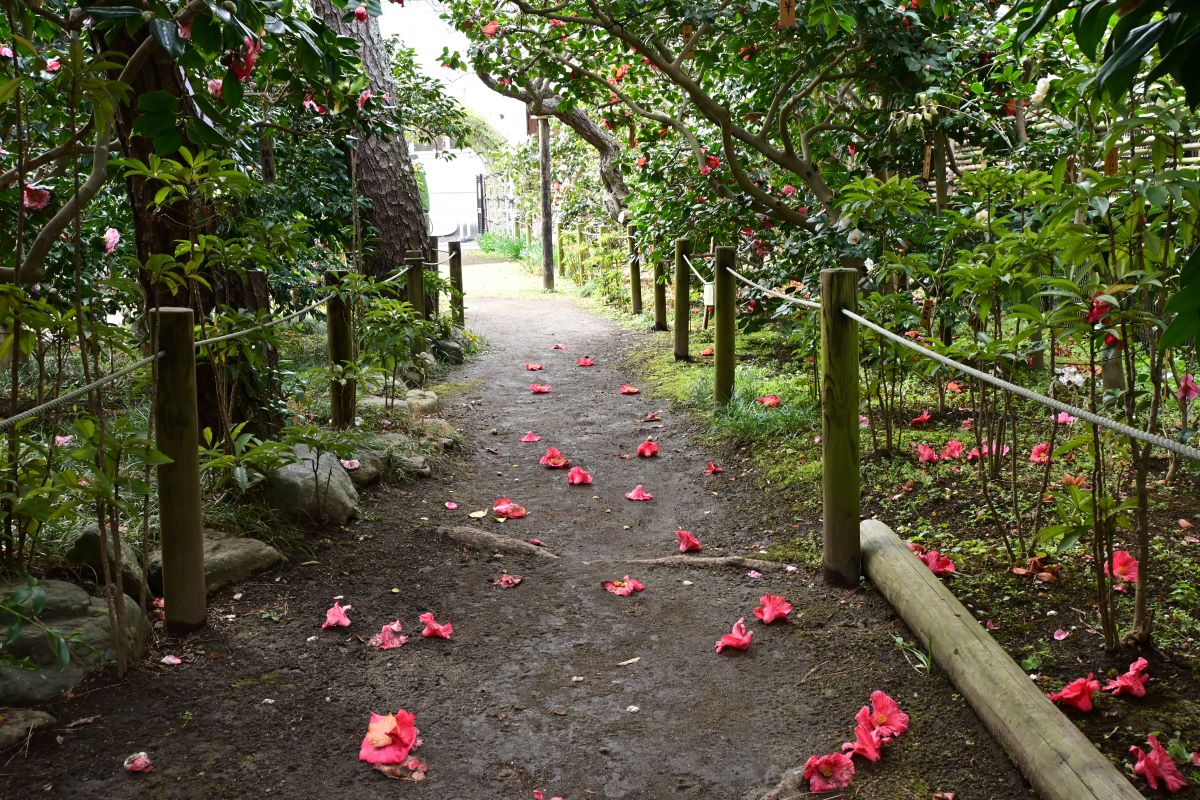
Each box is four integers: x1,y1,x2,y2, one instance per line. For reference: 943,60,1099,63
1073,0,1118,59
222,67,244,107
0,77,21,106
51,635,71,669
138,89,179,114
150,18,186,60
83,5,144,19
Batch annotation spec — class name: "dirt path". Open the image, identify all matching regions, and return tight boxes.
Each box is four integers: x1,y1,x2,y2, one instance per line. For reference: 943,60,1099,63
3,257,1036,799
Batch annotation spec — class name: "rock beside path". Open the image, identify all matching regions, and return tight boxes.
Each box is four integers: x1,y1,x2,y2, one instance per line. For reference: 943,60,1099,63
264,445,358,523
0,709,56,749
0,580,147,706
344,450,385,488
63,524,143,597
147,529,284,595
405,389,439,415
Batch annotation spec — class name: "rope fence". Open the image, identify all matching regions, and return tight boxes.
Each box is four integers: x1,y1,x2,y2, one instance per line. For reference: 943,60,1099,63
0,353,163,433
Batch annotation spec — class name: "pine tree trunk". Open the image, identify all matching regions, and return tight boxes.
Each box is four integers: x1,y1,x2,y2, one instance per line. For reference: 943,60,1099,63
312,6,429,277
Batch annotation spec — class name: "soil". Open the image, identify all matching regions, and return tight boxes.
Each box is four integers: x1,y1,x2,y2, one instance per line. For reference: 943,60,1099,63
0,258,1036,799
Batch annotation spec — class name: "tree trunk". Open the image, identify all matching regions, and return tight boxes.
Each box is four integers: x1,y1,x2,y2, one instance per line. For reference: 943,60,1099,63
312,6,428,277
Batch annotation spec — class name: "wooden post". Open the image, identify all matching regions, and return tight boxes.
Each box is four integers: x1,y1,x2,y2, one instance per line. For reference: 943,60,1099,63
821,267,861,587
673,239,691,359
537,116,555,292
555,220,564,278
713,246,736,405
576,223,587,283
405,249,426,320
652,246,668,331
627,225,642,315
426,234,440,317
525,218,533,244
448,240,464,328
513,215,521,240
151,307,205,633
326,270,355,429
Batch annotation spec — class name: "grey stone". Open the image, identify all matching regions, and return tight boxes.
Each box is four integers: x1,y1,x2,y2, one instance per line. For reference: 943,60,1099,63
63,524,143,597
345,450,385,488
263,445,358,524
0,580,148,706
404,389,439,415
148,530,284,595
422,418,457,440
0,709,56,749
391,452,431,478
433,338,464,364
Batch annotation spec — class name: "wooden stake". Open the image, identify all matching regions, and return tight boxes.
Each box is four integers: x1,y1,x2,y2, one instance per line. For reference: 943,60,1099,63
820,268,860,586
326,270,356,429
652,243,668,332
426,234,440,317
576,223,587,283
538,117,555,292
405,249,426,320
556,220,565,278
713,246,736,405
627,225,642,315
673,239,691,360
448,241,464,327
151,307,205,633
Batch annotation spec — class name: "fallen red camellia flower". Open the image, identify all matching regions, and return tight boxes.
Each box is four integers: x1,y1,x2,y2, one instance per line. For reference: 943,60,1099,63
676,530,702,552
801,752,854,792
714,617,753,653
539,447,570,468
919,550,956,575
577,357,593,366
625,484,653,501
493,498,527,518
1047,674,1100,712
322,600,352,629
864,690,909,739
525,363,544,371
359,710,419,765
567,466,592,485
1105,549,1139,590
552,343,567,350
124,752,154,773
530,383,552,394
705,461,723,474
520,431,542,442
418,612,453,639
910,409,932,427
753,593,793,624
619,384,640,394
533,791,564,800
369,621,408,650
526,538,545,547
841,709,884,762
493,574,523,589
1130,734,1188,793
699,347,715,356
636,440,659,457
1104,657,1150,698
755,394,781,407
603,576,645,596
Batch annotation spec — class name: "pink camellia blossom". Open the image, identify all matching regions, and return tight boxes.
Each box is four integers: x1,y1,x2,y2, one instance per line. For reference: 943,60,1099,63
699,346,715,356
1029,442,1051,465
530,383,551,393
340,459,361,471
1047,674,1100,712
230,36,261,81
539,447,569,468
178,19,192,39
302,91,327,114
1104,657,1150,698
714,617,753,653
103,227,121,255
493,574,523,588
705,461,723,474
941,440,964,459
353,5,368,21
357,89,372,109
1056,411,1076,425
676,530,702,552
44,58,60,72
1130,734,1189,793
842,708,884,762
123,752,154,773
369,621,408,650
625,484,653,501
358,710,418,765
961,418,975,431
322,600,352,629
753,594,792,624
916,443,940,464
636,440,659,457
755,394,781,407
533,792,565,800
859,415,871,427
418,611,453,639
781,184,797,197
160,655,182,666
1086,298,1113,325
619,384,640,395
0,44,12,58
577,357,593,366
602,576,644,596
207,78,223,97
551,342,567,350
1105,550,1139,589
22,186,50,210
1053,629,1070,641
492,498,526,518
567,466,592,485
635,155,648,168
910,409,932,427
445,501,458,510
520,431,542,442
481,19,500,36
919,551,956,575
865,690,909,739
53,434,74,447
801,752,855,792
1178,374,1199,402
946,381,964,394
525,363,543,371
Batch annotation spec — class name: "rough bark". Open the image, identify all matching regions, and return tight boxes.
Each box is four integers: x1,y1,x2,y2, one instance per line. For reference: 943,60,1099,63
312,6,428,277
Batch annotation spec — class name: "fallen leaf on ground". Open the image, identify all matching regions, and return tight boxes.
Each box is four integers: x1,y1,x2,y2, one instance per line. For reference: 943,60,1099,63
468,510,488,519
617,657,641,666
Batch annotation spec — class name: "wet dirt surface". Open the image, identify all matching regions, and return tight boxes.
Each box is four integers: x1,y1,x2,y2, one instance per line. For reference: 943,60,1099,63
1,259,1036,799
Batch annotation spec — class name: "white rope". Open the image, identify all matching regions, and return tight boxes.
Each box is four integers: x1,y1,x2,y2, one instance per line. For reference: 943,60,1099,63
0,353,162,433
726,266,823,311
681,253,709,283
842,308,1200,463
